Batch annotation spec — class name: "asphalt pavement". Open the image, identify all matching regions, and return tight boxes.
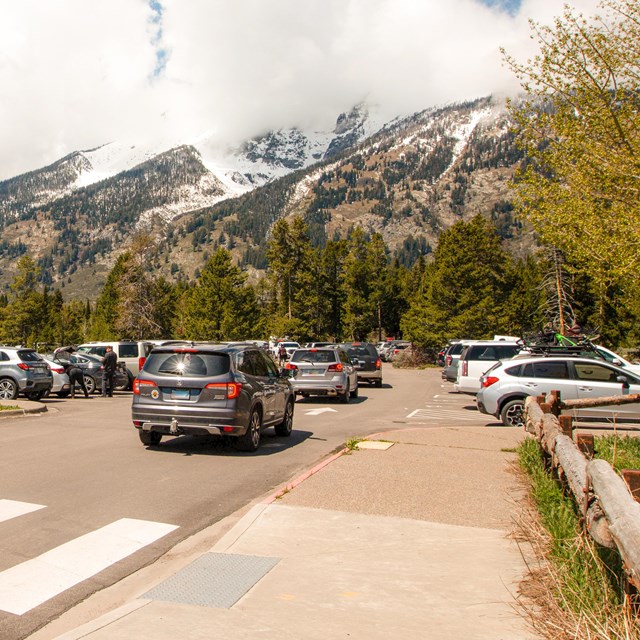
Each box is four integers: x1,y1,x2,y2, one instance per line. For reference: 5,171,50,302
27,394,538,640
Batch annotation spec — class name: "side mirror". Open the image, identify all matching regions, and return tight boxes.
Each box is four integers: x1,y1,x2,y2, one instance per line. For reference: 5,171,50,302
617,375,630,388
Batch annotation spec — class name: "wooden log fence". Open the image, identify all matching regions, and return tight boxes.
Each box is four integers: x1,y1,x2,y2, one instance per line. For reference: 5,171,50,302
524,391,640,588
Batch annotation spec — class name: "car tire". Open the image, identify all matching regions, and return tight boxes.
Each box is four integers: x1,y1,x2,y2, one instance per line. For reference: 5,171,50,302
350,385,358,399
374,379,382,388
0,378,19,400
25,390,45,401
139,430,162,446
83,375,96,394
500,399,526,427
339,383,350,404
236,409,262,452
274,399,294,437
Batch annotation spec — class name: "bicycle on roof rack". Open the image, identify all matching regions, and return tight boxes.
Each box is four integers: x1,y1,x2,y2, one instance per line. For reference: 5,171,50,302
517,329,602,358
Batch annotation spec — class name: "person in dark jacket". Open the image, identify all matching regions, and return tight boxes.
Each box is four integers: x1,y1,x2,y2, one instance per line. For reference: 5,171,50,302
67,360,89,399
101,346,118,397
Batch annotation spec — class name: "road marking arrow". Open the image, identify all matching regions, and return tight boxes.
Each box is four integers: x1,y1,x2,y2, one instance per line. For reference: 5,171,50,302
304,408,339,416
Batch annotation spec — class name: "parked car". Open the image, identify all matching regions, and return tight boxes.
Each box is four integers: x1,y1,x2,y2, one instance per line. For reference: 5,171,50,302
303,342,335,348
77,341,154,387
454,340,521,394
442,340,471,383
379,341,405,362
336,342,382,387
476,355,640,427
0,347,53,400
387,341,411,362
53,353,130,394
41,357,71,398
286,347,358,402
132,342,295,451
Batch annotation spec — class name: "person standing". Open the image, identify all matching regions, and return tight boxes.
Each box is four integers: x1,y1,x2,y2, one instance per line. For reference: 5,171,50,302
67,360,90,399
101,346,118,397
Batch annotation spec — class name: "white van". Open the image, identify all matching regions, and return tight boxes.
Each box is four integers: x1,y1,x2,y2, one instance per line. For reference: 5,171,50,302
454,340,521,394
77,341,154,386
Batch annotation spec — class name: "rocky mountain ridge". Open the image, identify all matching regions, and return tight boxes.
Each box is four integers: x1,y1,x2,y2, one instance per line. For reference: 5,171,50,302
0,96,527,298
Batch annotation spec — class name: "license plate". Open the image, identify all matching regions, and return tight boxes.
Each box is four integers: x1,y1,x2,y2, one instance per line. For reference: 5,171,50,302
303,369,323,375
171,389,190,400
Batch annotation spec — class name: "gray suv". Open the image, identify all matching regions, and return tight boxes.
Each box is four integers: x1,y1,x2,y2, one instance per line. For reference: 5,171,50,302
0,347,53,400
132,342,295,451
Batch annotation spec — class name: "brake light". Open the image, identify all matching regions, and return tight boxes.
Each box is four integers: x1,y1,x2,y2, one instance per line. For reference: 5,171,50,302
51,366,65,374
139,356,146,371
17,363,29,370
461,361,468,377
375,358,381,369
133,379,157,395
482,376,500,388
285,362,298,370
446,355,452,366
328,363,344,372
205,382,242,399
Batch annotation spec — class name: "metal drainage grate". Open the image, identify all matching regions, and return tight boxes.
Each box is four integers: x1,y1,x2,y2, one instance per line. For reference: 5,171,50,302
144,552,280,609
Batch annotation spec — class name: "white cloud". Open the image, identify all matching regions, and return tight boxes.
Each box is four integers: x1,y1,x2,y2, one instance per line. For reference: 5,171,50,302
0,0,602,180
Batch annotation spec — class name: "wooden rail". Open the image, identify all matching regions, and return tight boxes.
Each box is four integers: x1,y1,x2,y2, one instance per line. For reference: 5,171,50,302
524,392,640,588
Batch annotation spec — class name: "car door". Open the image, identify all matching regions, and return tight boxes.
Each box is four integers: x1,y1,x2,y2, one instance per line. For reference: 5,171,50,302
258,349,287,420
246,349,279,423
571,361,640,420
520,360,577,399
338,349,357,390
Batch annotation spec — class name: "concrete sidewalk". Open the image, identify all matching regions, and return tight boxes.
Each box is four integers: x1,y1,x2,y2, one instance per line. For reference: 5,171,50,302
30,425,538,640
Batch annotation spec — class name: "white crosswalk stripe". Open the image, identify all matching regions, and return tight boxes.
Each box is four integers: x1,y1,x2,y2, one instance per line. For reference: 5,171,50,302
406,393,485,422
406,407,480,421
0,517,179,615
0,500,45,524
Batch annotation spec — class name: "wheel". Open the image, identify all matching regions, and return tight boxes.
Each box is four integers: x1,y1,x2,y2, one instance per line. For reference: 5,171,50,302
339,382,350,404
83,375,96,394
0,378,19,400
374,379,382,388
350,385,358,399
139,430,162,446
274,399,294,437
236,409,262,452
25,390,45,401
500,399,526,427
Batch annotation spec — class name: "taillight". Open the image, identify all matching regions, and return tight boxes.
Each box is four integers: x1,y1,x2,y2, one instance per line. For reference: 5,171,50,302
205,382,242,399
285,362,298,370
139,356,146,371
17,363,29,371
51,367,65,374
133,379,157,395
446,356,452,366
328,363,344,372
461,361,468,377
375,358,381,369
482,376,500,388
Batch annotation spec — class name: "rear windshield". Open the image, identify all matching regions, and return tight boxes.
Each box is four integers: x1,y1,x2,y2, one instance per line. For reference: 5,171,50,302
78,346,107,357
291,350,339,364
143,351,230,377
344,345,376,357
18,350,44,362
448,343,466,356
466,345,519,361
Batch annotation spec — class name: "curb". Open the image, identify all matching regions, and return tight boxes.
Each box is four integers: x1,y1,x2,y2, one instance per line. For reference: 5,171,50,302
0,401,47,419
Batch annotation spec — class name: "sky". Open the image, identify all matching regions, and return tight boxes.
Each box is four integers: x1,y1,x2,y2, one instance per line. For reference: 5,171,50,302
0,0,602,181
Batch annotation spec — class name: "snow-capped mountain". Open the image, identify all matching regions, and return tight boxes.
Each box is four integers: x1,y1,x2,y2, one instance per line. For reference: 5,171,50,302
0,96,525,296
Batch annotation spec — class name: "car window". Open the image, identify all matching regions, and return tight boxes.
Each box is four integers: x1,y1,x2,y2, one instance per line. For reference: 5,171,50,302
523,361,570,379
0,351,9,361
573,362,621,382
504,364,522,376
345,346,374,358
257,349,279,376
338,350,351,365
292,350,337,364
18,350,43,362
144,351,230,376
79,346,107,357
468,345,518,361
248,350,269,377
118,344,138,358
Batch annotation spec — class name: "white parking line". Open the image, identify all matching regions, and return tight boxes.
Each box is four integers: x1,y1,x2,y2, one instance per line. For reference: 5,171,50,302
407,408,480,421
0,518,178,615
0,500,45,524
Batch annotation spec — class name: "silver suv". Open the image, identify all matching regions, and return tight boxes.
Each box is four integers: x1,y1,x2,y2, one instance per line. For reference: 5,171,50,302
0,347,53,400
286,347,358,402
132,342,295,451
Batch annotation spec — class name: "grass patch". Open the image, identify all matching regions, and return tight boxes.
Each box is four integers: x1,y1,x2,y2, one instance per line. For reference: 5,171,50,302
516,437,638,639
0,405,20,411
594,435,640,472
344,437,364,452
